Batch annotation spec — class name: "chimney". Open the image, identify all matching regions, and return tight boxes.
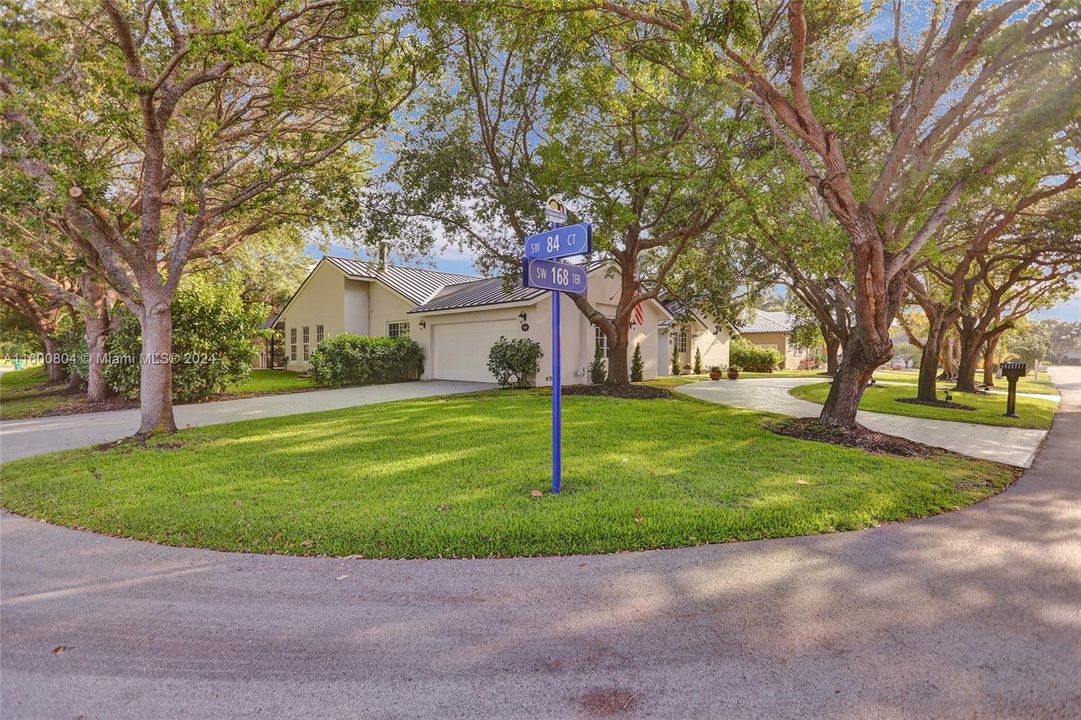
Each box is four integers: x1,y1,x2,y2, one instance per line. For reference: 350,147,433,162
378,243,388,270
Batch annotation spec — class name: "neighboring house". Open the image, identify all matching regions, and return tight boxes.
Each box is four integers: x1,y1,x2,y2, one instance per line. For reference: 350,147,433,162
1064,347,1081,365
660,298,732,371
274,257,674,384
735,310,810,370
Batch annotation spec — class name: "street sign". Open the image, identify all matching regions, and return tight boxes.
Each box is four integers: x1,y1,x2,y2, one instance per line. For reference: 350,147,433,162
522,257,588,294
544,196,567,223
524,223,592,260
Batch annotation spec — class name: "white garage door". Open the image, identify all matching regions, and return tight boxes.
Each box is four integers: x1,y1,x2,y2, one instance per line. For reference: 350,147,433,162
433,320,521,383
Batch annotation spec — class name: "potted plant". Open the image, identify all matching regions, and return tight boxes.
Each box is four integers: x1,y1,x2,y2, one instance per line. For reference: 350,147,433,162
727,365,741,380
709,365,723,381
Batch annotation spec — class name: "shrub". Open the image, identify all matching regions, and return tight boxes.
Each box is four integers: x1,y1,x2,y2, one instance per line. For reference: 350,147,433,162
630,343,644,382
589,344,607,384
105,282,269,401
310,334,425,388
693,347,703,374
589,344,608,384
486,336,542,388
671,343,681,375
730,337,782,373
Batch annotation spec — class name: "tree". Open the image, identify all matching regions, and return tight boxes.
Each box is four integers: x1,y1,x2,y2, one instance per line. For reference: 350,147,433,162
907,170,1079,399
630,343,644,382
0,278,66,382
3,0,422,434
671,342,681,376
589,344,608,384
599,0,1081,425
370,13,749,383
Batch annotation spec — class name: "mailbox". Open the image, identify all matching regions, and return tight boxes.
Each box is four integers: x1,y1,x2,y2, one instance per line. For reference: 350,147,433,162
1001,361,1027,380
1000,361,1027,417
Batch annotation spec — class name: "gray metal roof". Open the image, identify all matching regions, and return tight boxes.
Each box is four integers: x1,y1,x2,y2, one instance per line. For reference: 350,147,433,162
736,310,797,334
323,256,478,305
408,277,546,314
408,259,618,314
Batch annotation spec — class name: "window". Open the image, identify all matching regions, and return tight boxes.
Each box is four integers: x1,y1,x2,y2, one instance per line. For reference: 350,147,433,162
290,328,297,361
594,325,609,358
302,326,310,344
674,329,688,354
316,325,324,343
303,345,309,361
387,321,410,338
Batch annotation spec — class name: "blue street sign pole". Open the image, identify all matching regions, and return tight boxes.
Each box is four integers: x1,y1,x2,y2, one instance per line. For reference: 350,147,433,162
550,219,562,494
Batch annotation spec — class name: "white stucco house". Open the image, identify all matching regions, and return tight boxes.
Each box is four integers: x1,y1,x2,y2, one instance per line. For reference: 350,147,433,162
660,298,733,372
272,256,677,384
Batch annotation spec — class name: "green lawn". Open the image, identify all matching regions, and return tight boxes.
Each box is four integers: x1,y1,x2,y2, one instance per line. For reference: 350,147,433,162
0,366,76,420
0,368,314,420
790,381,1056,430
870,369,1058,395
225,369,315,394
0,390,1017,558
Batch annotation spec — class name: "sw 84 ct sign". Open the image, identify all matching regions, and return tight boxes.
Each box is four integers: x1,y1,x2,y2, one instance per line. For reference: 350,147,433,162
522,257,588,294
523,223,592,260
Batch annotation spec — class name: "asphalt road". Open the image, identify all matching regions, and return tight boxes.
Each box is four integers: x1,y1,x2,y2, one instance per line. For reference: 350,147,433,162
1,367,1079,719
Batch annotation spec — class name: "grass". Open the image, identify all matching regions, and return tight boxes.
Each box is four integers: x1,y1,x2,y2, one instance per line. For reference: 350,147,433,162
0,366,76,420
869,369,1058,396
0,390,1017,559
0,368,315,421
790,381,1056,430
224,369,315,395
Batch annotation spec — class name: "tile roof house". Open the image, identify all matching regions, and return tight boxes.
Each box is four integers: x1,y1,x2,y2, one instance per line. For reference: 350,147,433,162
272,257,674,384
735,310,811,370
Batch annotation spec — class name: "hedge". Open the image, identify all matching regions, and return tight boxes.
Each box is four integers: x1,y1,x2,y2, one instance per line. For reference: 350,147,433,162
730,336,782,372
308,334,424,388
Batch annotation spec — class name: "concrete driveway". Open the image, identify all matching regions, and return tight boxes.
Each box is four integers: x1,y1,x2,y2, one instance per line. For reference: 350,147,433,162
0,380,492,461
1,367,1078,718
677,377,1048,467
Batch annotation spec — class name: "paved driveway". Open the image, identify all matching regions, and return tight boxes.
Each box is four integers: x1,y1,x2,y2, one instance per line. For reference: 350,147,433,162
1,367,1078,718
677,377,1048,467
0,380,491,461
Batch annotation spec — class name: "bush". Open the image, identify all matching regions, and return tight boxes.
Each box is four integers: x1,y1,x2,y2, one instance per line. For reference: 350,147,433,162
486,336,542,388
730,337,782,373
104,282,269,401
671,343,681,375
693,348,703,375
589,344,607,384
630,343,644,382
310,334,425,388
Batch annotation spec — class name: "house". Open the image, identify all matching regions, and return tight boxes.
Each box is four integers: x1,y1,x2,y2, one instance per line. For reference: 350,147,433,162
660,298,733,371
735,310,812,370
273,256,674,384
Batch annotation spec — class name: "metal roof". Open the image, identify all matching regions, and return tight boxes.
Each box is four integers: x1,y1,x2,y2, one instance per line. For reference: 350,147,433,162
409,260,620,314
736,310,797,334
323,256,479,305
408,277,546,314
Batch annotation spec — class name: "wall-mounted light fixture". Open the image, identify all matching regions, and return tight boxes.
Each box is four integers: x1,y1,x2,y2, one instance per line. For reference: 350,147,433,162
518,311,528,323
418,320,426,329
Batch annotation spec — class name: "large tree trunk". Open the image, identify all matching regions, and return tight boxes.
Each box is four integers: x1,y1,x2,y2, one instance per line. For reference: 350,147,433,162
916,314,949,402
84,313,110,403
606,322,631,384
819,333,887,427
137,292,177,435
824,329,840,375
954,337,982,393
41,335,65,383
982,335,999,388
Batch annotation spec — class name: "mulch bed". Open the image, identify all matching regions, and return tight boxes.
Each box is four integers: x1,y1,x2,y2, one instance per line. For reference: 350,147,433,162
766,417,938,459
560,384,676,400
39,396,137,417
895,397,975,411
